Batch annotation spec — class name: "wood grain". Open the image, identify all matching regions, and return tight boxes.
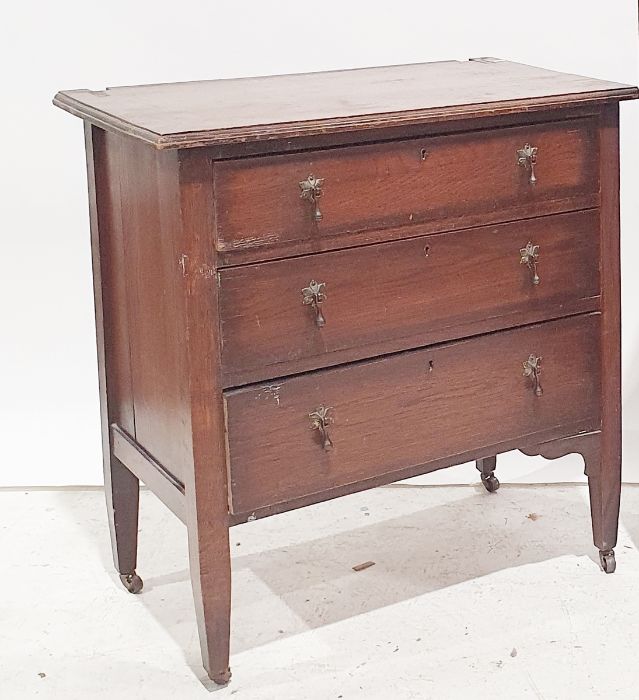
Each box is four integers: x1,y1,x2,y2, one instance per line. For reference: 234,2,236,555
219,209,600,383
59,62,633,682
111,424,186,523
177,149,232,685
112,134,192,485
214,118,599,259
592,103,622,552
84,123,139,578
53,60,637,149
520,431,601,476
225,314,601,514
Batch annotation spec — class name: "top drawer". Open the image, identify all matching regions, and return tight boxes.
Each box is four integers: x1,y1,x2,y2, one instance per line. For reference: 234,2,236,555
213,118,599,263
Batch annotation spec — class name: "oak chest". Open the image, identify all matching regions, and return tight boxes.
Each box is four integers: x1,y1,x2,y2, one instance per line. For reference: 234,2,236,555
54,58,638,683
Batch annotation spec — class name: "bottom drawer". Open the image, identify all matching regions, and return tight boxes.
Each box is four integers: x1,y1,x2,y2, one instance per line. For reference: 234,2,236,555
225,314,601,514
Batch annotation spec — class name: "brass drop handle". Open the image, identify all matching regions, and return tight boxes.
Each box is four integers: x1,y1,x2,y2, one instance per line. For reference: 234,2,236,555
517,143,538,185
523,354,543,396
302,280,327,328
309,405,333,450
520,241,540,285
299,174,324,222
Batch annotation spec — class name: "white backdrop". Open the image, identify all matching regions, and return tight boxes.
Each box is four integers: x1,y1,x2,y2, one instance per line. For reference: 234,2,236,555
1,1,638,486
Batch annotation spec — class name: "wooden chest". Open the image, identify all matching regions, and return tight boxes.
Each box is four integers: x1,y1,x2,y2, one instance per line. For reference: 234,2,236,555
54,58,638,684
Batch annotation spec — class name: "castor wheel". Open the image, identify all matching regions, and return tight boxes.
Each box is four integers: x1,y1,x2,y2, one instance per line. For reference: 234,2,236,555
119,572,144,593
599,550,616,574
480,473,500,493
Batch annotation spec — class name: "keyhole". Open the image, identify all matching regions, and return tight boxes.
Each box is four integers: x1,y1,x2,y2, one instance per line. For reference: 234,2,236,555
428,360,434,372
424,245,431,257
420,148,428,161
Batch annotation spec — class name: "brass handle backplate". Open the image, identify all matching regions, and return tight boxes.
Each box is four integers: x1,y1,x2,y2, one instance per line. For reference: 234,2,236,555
299,174,324,222
309,405,333,450
523,354,543,396
302,279,327,328
517,143,538,185
520,241,540,285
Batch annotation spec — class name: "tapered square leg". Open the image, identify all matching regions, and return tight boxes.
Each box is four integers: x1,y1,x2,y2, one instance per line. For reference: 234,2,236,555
592,101,623,573
178,148,235,684
188,521,232,684
584,433,620,574
85,123,143,595
521,431,619,573
105,454,142,592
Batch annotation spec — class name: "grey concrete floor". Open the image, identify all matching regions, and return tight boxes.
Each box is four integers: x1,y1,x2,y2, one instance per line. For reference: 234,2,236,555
3,483,639,699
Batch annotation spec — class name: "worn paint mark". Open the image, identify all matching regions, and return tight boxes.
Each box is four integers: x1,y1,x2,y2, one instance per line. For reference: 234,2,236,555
231,233,280,249
178,254,215,280
257,384,282,406
197,264,215,279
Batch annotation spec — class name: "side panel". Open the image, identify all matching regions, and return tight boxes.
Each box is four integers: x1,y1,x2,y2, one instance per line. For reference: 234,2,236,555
98,130,192,484
91,127,136,436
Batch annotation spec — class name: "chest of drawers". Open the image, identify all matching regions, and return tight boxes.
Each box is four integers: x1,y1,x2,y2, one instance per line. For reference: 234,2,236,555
54,58,638,684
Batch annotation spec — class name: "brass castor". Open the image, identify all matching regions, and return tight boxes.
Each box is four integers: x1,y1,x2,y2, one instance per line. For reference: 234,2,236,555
480,473,500,493
599,550,616,574
212,668,232,686
119,572,144,593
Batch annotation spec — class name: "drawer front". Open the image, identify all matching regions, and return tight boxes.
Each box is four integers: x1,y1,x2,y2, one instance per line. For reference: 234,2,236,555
214,118,598,262
225,314,601,514
219,210,600,384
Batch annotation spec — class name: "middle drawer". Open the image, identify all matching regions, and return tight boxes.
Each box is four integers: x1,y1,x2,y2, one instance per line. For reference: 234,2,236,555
218,209,599,385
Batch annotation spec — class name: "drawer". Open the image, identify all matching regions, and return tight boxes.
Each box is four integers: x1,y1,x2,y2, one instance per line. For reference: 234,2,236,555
225,314,601,515
214,118,599,262
218,210,600,384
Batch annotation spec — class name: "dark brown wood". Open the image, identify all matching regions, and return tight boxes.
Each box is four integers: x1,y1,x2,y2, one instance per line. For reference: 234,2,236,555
520,431,611,564
520,430,600,473
111,425,186,523
219,209,600,383
225,314,601,514
54,60,637,149
84,123,140,581
114,134,192,485
177,150,232,685
59,62,634,682
595,103,623,554
476,456,499,492
476,457,497,477
214,118,598,261
185,105,606,165
227,423,594,525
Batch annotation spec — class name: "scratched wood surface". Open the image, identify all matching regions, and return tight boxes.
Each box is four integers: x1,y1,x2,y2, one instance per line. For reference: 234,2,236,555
53,59,637,148
213,117,599,260
225,314,602,514
218,209,601,384
56,61,636,683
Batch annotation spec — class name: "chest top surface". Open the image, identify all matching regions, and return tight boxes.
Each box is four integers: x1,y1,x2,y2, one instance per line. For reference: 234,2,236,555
54,58,637,149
